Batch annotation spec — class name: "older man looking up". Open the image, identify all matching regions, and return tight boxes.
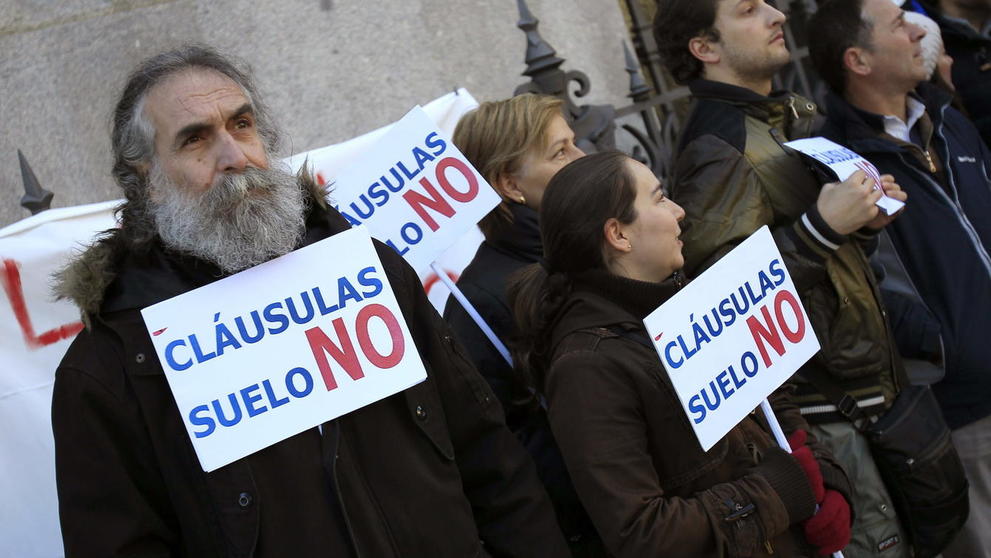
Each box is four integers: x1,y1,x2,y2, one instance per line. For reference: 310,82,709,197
812,1,991,555
50,45,569,558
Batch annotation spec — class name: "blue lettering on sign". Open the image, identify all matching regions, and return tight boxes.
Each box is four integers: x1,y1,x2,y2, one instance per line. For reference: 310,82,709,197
165,339,192,371
162,267,387,372
685,351,763,424
810,148,859,165
188,366,316,438
663,259,787,369
341,132,452,225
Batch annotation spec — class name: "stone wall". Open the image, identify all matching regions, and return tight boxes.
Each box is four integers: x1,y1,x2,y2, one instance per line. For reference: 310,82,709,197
0,0,632,227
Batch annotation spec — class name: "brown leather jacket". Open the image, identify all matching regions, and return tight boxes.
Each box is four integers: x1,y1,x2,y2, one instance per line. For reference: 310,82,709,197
542,270,850,558
51,180,570,558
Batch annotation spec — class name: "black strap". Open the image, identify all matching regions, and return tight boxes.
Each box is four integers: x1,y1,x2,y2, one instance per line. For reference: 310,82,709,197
798,366,869,425
603,325,655,351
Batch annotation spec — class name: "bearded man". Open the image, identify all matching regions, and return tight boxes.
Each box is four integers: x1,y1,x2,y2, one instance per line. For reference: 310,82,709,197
50,45,569,558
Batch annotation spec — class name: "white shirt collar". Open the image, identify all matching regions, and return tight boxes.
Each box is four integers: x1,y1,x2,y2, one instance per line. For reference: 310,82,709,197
882,96,927,144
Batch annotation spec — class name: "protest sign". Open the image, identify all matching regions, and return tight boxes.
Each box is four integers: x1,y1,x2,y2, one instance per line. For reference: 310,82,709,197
643,226,820,451
329,106,501,275
141,226,427,472
785,137,905,215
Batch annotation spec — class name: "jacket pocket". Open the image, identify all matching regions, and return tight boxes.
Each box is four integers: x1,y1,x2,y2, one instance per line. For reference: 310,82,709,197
203,462,260,558
811,251,887,379
404,378,456,461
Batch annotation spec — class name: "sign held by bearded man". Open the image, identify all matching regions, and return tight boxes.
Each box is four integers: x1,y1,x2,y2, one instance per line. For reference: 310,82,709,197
141,226,428,472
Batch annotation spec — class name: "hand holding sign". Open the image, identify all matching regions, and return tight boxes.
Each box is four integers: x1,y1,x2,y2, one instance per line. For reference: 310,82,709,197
785,137,905,218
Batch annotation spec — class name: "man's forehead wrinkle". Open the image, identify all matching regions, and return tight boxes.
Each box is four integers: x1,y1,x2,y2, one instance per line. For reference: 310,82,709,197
172,86,248,118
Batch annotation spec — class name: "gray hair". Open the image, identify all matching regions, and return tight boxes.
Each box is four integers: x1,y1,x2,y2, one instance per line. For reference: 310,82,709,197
110,44,282,246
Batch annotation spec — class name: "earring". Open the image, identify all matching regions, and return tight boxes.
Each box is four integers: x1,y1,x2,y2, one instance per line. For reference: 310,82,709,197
628,241,633,251
519,195,526,205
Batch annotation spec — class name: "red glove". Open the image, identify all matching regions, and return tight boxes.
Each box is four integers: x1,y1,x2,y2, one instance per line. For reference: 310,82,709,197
788,429,825,503
804,489,852,555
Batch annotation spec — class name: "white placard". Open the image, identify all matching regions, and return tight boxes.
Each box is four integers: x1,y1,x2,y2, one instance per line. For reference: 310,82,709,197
141,226,427,472
643,227,821,451
785,137,905,215
330,106,501,274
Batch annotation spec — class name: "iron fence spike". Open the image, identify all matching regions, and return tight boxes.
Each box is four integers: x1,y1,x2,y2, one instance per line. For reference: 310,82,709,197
516,0,564,77
17,150,54,215
622,40,651,100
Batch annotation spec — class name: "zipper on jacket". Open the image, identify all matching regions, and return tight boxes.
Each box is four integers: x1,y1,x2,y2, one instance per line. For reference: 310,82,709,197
921,107,991,273
923,148,937,173
787,97,799,120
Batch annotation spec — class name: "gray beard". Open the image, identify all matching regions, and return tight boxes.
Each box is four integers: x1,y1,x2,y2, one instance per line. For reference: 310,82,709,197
149,162,308,274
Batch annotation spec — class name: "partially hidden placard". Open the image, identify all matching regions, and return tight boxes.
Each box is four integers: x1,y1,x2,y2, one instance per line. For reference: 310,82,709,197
330,106,501,274
785,136,905,215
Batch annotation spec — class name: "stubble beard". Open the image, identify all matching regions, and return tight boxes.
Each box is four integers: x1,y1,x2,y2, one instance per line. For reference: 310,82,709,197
726,43,791,88
148,161,308,274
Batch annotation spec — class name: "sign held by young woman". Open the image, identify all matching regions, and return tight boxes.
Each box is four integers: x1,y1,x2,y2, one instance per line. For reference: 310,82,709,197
141,226,428,472
642,226,820,451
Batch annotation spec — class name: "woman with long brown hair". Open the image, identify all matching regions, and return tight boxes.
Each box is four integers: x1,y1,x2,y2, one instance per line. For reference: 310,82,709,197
509,151,853,557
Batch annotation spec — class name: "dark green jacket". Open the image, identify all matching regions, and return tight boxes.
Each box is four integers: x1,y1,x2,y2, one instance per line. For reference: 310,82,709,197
671,79,902,421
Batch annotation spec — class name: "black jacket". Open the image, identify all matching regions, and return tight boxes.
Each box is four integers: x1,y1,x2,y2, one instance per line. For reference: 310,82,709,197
442,204,603,555
52,181,570,558
819,84,991,429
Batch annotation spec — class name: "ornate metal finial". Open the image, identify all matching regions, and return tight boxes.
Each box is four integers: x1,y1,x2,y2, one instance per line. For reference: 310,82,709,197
517,0,564,77
623,40,651,101
18,150,53,215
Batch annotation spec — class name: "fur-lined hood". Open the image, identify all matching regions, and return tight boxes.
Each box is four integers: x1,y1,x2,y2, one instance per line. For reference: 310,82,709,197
53,170,327,326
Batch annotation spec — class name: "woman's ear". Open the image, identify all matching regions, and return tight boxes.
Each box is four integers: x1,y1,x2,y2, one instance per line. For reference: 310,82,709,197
603,218,631,254
494,172,525,203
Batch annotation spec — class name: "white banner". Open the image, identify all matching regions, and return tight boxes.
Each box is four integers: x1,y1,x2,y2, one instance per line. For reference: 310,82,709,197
643,226,820,451
142,227,426,472
785,136,905,215
0,89,478,558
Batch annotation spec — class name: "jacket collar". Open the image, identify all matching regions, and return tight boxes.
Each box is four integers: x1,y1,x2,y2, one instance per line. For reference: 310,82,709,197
689,79,818,135
549,268,684,349
485,203,543,262
823,83,951,153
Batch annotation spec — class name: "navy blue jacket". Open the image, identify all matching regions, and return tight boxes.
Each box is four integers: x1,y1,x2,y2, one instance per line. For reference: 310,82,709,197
819,84,991,429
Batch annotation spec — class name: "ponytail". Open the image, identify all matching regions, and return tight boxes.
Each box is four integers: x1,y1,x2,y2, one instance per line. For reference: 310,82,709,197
507,264,572,408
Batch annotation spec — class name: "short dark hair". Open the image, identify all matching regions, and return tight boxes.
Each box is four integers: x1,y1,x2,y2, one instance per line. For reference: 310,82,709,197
653,0,721,84
808,0,874,94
